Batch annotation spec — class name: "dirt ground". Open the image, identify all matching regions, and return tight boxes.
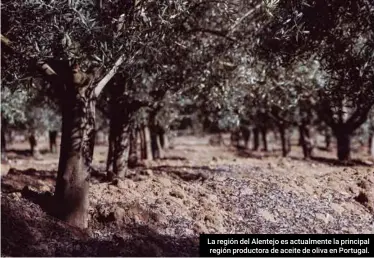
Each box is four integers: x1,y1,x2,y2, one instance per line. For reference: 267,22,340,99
1,134,374,256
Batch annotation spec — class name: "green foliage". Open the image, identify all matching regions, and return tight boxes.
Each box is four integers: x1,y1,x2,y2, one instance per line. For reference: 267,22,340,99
1,87,28,125
257,0,374,131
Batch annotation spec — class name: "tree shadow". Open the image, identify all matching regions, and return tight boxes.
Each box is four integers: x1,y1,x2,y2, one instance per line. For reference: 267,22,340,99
233,148,281,159
288,155,372,167
150,165,229,182
1,168,56,194
159,156,188,161
5,148,52,157
1,195,199,257
310,156,372,167
316,146,333,152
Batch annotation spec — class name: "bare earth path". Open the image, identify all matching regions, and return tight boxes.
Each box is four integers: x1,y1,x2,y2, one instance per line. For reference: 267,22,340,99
1,135,374,256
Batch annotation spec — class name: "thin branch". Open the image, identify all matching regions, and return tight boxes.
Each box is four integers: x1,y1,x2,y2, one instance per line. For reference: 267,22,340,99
94,54,126,97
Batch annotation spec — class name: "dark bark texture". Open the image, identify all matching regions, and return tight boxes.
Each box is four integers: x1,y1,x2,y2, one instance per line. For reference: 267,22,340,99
252,127,260,151
334,129,351,161
42,61,98,229
279,125,291,157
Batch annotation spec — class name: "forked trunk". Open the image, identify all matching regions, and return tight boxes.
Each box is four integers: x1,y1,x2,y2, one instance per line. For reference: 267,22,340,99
253,127,259,151
334,129,351,161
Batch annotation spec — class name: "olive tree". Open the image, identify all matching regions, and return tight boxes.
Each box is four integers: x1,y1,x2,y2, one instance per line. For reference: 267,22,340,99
257,0,374,161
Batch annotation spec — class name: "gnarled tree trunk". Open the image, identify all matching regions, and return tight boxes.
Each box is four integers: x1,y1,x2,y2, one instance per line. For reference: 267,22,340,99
54,74,97,229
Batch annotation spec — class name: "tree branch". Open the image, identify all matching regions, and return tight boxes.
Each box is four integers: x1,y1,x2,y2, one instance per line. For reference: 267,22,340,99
347,104,374,133
94,54,126,98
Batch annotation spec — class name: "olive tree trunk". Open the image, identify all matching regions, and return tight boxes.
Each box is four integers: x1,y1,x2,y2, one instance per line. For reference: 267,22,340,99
278,125,291,157
299,124,313,159
49,130,58,153
252,127,260,151
260,127,268,152
127,125,138,168
106,101,129,179
54,84,96,230
139,125,148,160
149,112,161,160
334,129,351,161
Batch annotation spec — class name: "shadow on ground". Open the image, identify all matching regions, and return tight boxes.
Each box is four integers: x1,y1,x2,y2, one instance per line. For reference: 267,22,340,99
1,196,199,257
310,156,373,167
5,148,52,157
1,168,56,193
234,148,280,159
150,165,230,182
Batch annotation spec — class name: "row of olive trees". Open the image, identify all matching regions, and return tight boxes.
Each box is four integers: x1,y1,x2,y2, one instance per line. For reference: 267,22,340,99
196,0,374,161
2,0,261,229
252,0,374,161
2,0,373,230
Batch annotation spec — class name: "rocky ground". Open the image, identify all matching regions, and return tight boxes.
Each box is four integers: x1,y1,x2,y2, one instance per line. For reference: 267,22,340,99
1,134,374,256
